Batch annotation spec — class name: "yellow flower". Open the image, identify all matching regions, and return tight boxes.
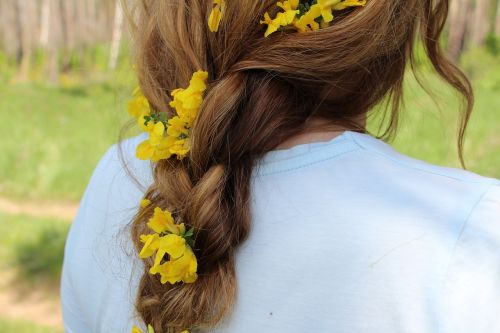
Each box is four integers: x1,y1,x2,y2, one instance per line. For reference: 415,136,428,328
169,71,209,125
140,199,151,208
167,116,190,138
261,11,298,37
128,88,150,119
149,122,166,145
131,325,156,333
260,12,279,37
139,233,160,259
332,0,366,11
294,4,322,31
154,245,198,284
128,88,152,132
168,138,191,159
277,0,300,23
150,234,188,272
130,71,208,162
136,122,171,162
153,136,177,162
208,0,225,32
158,234,187,259
263,0,366,36
132,326,143,333
147,207,180,234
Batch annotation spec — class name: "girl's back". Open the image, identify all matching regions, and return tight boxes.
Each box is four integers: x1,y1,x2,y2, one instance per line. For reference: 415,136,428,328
62,131,499,332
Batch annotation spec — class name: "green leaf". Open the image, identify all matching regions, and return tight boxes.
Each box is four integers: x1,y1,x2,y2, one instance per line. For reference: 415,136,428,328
184,227,194,238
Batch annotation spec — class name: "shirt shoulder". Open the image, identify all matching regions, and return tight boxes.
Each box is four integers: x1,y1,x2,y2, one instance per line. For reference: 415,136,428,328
347,131,498,186
439,184,500,332
61,134,151,332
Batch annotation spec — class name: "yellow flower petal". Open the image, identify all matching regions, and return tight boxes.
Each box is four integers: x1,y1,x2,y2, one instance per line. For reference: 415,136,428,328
332,0,366,11
167,116,189,137
128,88,150,119
169,138,191,159
147,207,177,234
139,233,160,259
140,199,151,208
151,234,187,272
160,234,187,259
132,325,144,333
260,12,281,37
152,244,198,285
136,139,155,160
208,0,225,32
294,4,322,32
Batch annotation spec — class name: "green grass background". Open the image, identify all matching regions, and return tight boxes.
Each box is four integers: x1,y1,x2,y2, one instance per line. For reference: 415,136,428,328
0,318,62,333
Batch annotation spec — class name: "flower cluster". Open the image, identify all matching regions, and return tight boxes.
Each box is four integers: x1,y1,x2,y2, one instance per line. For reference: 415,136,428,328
260,0,366,37
138,201,198,285
132,324,188,333
208,0,226,32
128,70,209,162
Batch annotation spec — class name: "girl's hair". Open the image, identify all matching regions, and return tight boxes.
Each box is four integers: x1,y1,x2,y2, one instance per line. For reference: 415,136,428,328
127,1,472,331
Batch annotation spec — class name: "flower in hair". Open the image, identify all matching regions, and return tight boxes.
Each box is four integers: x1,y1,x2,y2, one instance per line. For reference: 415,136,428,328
132,325,189,333
261,0,366,36
128,88,152,132
138,205,198,285
129,70,208,162
208,0,225,32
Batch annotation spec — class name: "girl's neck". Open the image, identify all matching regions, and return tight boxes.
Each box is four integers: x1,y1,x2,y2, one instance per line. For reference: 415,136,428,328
274,117,366,150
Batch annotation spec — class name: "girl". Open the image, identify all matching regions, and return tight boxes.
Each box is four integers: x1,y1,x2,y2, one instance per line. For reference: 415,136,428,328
61,1,500,332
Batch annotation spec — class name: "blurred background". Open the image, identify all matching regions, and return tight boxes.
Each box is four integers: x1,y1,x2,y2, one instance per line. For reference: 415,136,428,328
0,0,499,332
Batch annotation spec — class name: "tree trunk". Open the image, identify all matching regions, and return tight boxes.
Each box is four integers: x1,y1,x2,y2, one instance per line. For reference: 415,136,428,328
470,0,490,46
108,0,124,70
495,0,500,36
447,0,470,60
15,0,33,81
40,0,50,48
47,0,60,84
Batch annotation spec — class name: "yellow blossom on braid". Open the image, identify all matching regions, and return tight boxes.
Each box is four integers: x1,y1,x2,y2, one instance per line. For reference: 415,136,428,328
208,0,226,32
130,70,208,162
261,0,366,36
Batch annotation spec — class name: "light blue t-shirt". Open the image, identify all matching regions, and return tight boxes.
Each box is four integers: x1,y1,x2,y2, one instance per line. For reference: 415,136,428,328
61,130,500,333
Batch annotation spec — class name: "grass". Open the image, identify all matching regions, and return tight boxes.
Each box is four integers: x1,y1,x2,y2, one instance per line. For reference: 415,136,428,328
0,213,69,284
0,72,133,201
385,49,500,177
0,318,62,333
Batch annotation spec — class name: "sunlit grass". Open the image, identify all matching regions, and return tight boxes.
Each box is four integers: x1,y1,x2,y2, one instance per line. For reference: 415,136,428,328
0,73,133,201
372,49,500,178
0,213,69,284
0,317,62,333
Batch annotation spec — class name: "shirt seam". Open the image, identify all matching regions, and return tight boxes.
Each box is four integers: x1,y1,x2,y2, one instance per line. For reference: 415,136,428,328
437,183,494,322
254,146,361,177
446,184,494,265
347,132,498,185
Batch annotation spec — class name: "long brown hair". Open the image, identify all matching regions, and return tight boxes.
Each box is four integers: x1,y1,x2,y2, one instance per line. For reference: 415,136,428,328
126,1,473,332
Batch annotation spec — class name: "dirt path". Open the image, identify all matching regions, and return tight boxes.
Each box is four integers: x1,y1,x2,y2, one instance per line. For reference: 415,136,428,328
0,196,78,220
0,197,75,329
0,270,62,330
